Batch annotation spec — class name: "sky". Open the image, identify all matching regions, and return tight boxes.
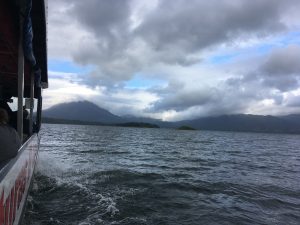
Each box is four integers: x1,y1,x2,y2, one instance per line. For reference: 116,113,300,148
45,0,300,121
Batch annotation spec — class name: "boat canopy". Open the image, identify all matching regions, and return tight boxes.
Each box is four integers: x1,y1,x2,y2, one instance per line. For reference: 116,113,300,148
0,0,48,100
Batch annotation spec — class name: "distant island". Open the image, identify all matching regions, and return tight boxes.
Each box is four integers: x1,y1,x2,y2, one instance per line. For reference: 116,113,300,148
42,117,106,126
42,101,300,134
42,118,160,129
177,126,196,130
116,122,159,128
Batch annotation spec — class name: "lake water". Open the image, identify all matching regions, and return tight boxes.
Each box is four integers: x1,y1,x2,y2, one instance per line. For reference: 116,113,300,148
23,124,300,225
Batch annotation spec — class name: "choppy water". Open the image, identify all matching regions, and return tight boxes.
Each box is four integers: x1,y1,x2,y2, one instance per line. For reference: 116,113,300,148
23,124,300,225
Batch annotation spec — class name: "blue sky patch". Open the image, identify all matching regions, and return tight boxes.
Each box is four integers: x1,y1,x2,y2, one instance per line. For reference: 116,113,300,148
277,31,300,46
207,31,300,65
125,74,166,89
48,59,93,75
208,53,239,64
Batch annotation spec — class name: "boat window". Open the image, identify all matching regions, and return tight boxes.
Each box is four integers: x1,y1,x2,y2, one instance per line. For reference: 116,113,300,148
7,97,18,111
32,98,38,127
6,97,38,141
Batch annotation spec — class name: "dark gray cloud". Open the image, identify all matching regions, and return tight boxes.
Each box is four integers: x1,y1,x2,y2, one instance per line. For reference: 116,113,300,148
136,0,286,52
148,78,259,117
151,88,218,111
286,95,300,107
262,77,298,92
49,0,299,85
250,45,300,92
72,0,131,34
262,45,300,76
71,0,132,62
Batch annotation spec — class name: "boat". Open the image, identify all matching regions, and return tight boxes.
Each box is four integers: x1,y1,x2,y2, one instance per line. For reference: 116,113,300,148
0,0,48,224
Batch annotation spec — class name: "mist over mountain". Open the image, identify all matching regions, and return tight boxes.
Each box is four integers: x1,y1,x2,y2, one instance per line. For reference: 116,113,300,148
43,101,300,134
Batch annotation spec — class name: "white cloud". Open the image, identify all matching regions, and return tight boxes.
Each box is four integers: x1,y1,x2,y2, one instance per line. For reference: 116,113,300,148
43,72,160,117
43,77,101,109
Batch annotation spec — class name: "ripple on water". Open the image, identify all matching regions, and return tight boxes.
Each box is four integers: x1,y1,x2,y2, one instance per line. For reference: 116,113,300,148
23,124,300,225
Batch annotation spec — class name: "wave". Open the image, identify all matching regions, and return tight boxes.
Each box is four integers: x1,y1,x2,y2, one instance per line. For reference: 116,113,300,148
23,124,300,225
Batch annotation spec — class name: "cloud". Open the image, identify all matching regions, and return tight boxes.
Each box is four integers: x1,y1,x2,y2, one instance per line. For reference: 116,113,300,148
251,45,300,92
46,0,300,120
151,86,217,112
48,0,300,85
43,72,102,109
262,77,298,92
70,0,132,63
286,97,300,107
43,71,159,117
136,0,286,52
262,45,300,76
146,44,300,118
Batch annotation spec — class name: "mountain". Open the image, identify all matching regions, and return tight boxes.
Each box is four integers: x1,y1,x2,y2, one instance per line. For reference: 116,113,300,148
43,101,124,124
42,101,300,134
180,114,300,134
279,114,300,126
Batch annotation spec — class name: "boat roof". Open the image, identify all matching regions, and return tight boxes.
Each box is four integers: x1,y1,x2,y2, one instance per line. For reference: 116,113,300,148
0,0,48,100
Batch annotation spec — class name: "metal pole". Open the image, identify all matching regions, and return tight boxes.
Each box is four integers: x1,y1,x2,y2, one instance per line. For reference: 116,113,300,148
17,17,24,142
29,71,34,135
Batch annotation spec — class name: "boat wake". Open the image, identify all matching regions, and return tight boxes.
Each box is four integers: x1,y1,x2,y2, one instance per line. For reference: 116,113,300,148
24,152,148,225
